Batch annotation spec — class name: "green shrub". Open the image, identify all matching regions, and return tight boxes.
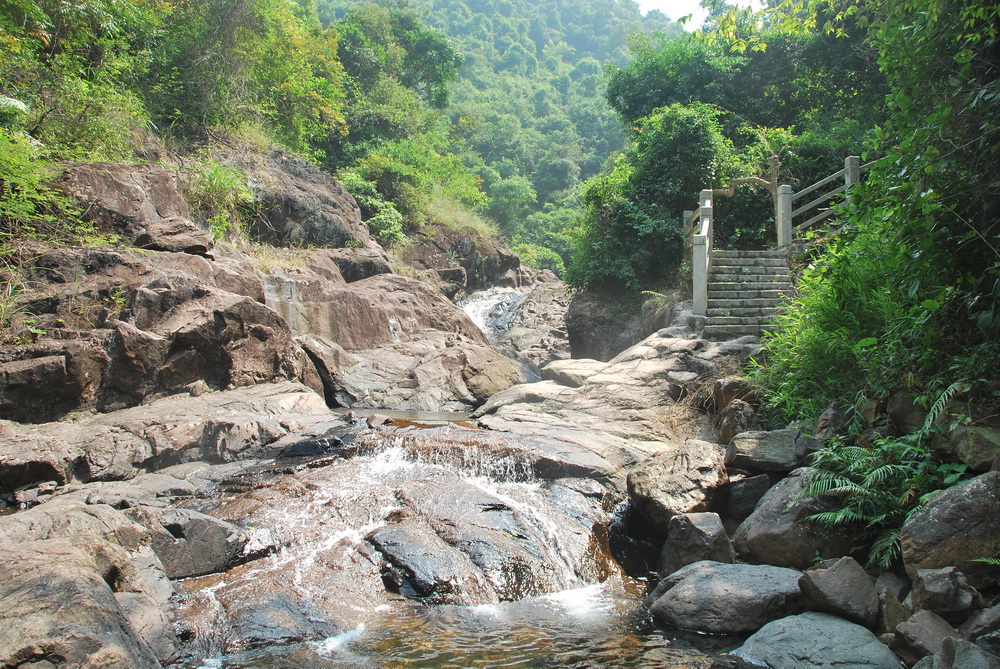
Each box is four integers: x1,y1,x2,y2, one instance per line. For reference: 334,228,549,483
184,155,255,241
513,242,565,276
803,383,971,567
337,170,405,246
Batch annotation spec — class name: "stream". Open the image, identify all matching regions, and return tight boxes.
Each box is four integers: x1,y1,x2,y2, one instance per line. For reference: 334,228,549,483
166,291,734,667
170,421,734,668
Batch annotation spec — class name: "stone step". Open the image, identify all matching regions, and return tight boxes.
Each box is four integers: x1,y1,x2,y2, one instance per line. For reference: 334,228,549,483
702,323,774,340
711,259,789,270
705,316,769,326
712,249,787,259
711,265,790,276
709,289,790,301
706,306,781,317
709,281,792,291
709,297,789,309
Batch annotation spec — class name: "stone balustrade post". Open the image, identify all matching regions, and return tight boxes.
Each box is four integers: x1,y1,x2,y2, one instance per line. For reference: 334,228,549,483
776,184,792,247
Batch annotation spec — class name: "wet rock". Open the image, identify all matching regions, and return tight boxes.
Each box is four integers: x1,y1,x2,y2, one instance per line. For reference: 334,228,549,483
126,506,251,579
647,560,804,635
892,609,964,665
734,468,856,569
726,473,772,521
901,471,1000,589
726,611,903,669
913,637,1000,669
728,429,802,472
626,440,729,533
214,579,343,651
493,278,572,370
716,399,759,445
799,556,879,628
657,512,734,577
367,519,499,605
911,567,981,625
0,537,168,668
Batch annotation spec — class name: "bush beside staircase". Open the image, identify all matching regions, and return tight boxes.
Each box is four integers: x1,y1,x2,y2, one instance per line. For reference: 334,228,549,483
703,249,792,341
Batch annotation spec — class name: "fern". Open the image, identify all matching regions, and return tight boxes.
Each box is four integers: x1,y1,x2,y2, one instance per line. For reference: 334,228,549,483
803,382,973,568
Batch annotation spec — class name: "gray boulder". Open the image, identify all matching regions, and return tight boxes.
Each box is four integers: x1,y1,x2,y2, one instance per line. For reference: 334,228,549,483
0,537,171,668
728,429,802,472
726,612,903,669
627,440,729,532
911,567,981,625
726,473,772,521
125,506,252,579
799,556,879,628
913,638,1000,669
734,467,856,569
892,610,964,665
647,560,804,635
901,471,1000,589
658,512,735,577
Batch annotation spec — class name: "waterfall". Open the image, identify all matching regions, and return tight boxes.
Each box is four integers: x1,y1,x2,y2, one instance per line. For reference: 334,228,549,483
458,287,528,342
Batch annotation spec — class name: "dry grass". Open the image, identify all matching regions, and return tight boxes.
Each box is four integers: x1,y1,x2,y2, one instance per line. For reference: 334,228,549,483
425,195,498,239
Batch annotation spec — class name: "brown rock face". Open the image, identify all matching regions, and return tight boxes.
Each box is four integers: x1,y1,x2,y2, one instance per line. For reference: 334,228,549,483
401,223,519,294
246,149,370,250
0,537,170,668
901,471,1000,589
60,162,212,256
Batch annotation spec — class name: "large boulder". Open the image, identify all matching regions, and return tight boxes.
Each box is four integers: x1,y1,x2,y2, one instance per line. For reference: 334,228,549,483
892,610,964,665
734,467,856,569
657,512,735,577
0,537,171,668
910,567,981,625
245,149,370,249
59,162,211,256
901,471,1000,589
627,441,728,533
726,612,903,669
799,557,879,628
728,429,802,472
125,507,253,579
647,560,804,635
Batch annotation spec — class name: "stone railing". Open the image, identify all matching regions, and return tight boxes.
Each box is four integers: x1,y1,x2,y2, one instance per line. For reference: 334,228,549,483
683,189,714,316
776,155,874,242
684,156,871,316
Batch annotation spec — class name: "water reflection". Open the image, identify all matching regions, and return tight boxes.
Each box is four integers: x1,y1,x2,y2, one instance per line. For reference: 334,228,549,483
197,578,735,668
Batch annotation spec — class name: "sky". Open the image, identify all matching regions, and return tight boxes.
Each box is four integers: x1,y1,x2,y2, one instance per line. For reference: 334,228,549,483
635,0,709,28
635,0,763,31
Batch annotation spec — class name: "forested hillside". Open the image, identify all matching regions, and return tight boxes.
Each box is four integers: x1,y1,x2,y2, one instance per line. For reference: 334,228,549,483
318,0,682,273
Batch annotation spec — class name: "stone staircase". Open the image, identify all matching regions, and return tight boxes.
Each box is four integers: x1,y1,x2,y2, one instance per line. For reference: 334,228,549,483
702,249,792,340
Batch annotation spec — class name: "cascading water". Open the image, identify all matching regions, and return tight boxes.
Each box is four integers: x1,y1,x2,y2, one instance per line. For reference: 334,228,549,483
458,287,528,342
171,421,732,668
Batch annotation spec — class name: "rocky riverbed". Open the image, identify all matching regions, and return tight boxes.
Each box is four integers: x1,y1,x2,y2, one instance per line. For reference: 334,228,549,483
2,158,1000,669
